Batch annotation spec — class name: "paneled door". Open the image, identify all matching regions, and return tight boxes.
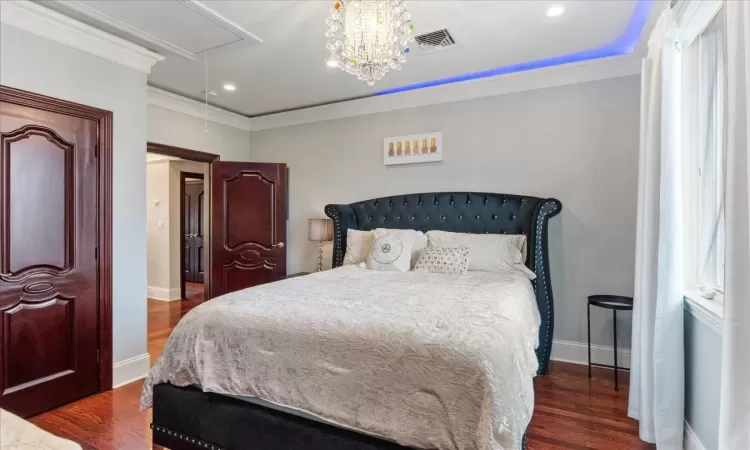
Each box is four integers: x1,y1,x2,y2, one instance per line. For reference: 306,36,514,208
0,96,101,417
210,162,287,297
183,180,205,283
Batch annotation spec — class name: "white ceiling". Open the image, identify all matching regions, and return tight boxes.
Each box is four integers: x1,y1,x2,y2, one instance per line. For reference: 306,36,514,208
45,1,648,117
79,1,243,53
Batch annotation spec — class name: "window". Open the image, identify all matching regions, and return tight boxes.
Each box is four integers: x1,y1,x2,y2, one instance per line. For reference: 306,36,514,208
681,10,725,303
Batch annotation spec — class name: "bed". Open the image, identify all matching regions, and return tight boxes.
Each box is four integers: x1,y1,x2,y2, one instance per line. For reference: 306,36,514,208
146,192,561,450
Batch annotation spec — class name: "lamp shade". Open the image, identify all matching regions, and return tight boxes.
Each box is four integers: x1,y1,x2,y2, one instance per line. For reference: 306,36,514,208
308,218,333,242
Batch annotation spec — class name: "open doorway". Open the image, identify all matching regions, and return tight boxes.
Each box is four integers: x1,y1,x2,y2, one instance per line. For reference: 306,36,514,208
146,143,217,302
145,143,217,364
181,172,205,298
146,154,209,302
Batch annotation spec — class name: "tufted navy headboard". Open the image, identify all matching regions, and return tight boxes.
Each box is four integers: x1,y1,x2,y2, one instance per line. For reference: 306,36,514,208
325,192,562,375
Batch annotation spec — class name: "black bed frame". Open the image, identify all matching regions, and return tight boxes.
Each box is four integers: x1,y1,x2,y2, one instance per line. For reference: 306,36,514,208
152,192,561,450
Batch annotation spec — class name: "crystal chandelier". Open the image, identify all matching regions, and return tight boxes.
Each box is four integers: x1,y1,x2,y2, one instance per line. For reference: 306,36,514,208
325,0,415,86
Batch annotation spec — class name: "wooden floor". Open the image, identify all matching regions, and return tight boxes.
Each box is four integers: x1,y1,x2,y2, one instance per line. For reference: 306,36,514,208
29,282,654,449
147,282,203,365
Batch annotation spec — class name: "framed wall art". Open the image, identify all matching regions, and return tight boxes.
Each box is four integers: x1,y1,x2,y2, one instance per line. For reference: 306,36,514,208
383,132,442,166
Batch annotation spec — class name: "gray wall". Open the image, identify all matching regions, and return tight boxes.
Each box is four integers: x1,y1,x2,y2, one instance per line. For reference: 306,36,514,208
1,24,149,365
147,105,251,160
250,75,641,348
685,309,722,450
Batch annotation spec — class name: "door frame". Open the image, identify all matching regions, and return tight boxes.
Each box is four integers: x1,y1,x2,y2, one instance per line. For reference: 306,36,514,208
0,85,114,391
180,172,205,299
146,142,218,303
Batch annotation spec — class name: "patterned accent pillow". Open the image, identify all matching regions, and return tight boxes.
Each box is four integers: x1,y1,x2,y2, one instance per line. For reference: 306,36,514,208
366,229,419,272
413,247,471,274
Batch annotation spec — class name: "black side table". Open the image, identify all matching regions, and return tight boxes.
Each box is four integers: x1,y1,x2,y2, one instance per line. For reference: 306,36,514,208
587,295,633,390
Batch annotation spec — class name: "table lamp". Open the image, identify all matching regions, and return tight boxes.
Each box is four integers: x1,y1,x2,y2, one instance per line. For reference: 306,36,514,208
308,218,333,272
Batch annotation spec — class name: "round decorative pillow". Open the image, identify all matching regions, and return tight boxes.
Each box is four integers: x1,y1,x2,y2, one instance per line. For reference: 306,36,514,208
366,229,418,272
371,233,404,265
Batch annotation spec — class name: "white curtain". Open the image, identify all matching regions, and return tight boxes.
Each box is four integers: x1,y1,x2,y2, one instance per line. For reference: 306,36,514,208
628,8,685,449
718,2,750,449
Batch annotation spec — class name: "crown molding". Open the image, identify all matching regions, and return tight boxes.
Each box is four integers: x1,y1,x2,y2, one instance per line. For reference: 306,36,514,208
249,52,643,132
147,86,252,132
0,0,164,74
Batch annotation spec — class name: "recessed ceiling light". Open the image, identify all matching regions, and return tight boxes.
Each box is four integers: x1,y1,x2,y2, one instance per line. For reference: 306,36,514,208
546,4,564,17
326,59,338,68
223,83,236,92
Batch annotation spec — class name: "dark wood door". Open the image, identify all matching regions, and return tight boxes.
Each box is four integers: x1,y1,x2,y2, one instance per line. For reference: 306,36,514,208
0,100,100,417
183,180,204,284
210,162,287,298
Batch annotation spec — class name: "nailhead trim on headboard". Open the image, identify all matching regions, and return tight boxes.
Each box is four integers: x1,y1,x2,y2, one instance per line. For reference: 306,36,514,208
326,193,562,375
532,200,560,374
324,204,346,267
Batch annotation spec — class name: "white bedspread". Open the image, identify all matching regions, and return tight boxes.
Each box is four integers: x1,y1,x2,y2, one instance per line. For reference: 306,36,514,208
141,266,540,450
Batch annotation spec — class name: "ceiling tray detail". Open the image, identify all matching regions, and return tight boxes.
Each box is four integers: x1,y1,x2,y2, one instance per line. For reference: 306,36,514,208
42,0,263,61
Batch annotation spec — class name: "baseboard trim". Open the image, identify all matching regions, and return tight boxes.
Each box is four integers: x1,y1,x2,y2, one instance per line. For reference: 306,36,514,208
684,421,707,450
550,339,631,369
147,286,182,301
112,353,150,389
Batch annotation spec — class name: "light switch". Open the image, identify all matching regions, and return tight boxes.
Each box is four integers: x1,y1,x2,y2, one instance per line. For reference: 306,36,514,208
157,221,165,229
153,200,160,207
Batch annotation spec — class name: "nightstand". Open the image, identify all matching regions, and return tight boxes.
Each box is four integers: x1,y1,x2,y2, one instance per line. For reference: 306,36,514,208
587,295,633,390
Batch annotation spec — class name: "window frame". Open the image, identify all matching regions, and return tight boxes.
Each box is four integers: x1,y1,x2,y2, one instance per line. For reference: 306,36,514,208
675,0,725,307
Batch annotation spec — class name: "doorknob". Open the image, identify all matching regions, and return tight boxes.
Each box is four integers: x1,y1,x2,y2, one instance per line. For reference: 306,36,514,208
276,242,285,248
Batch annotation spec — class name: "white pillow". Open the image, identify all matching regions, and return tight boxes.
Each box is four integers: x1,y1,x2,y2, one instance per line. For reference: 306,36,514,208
345,229,426,269
426,231,535,279
343,229,373,265
412,232,428,268
367,229,419,272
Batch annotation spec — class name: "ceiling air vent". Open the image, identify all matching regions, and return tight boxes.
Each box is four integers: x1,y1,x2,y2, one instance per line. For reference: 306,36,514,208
414,29,456,54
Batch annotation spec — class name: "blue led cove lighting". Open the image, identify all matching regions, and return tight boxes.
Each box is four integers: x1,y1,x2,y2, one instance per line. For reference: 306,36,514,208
376,0,654,96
